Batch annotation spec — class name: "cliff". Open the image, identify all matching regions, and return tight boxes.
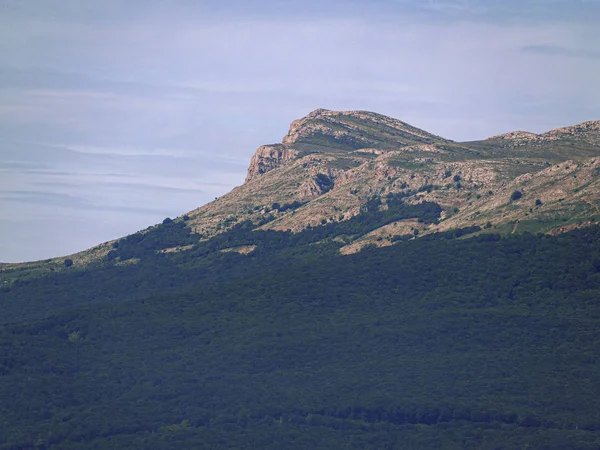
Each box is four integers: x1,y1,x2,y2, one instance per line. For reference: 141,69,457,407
245,145,298,182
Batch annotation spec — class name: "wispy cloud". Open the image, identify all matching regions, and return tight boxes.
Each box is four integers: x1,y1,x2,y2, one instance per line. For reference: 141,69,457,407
420,0,491,14
521,44,600,60
0,190,175,215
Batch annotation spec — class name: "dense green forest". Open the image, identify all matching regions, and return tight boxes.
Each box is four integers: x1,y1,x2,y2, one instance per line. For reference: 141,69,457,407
2,210,600,448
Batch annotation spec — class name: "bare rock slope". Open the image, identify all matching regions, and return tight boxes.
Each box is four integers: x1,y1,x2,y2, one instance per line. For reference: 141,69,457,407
245,108,450,182
183,109,600,254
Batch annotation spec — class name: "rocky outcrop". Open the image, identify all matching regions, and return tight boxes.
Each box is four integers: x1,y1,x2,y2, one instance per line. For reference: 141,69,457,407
298,178,324,198
488,120,600,147
488,131,539,145
245,108,452,183
542,120,600,145
245,144,298,182
282,108,449,149
189,113,600,243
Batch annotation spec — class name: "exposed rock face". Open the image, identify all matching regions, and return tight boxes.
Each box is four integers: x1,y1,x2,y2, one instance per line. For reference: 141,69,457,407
245,144,298,182
186,111,600,245
297,178,322,198
50,110,600,266
245,108,451,183
282,108,449,148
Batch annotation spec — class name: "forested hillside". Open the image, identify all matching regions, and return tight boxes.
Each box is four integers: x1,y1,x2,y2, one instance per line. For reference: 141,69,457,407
2,221,600,449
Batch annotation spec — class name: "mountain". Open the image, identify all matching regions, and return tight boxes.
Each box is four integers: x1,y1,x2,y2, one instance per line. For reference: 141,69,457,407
4,108,599,273
177,110,600,256
245,108,450,182
1,110,600,449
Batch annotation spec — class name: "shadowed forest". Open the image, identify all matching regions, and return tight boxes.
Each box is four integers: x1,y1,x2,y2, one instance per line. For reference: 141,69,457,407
2,202,600,449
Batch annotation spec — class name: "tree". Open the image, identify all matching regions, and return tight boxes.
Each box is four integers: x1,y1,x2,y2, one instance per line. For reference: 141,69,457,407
510,191,523,201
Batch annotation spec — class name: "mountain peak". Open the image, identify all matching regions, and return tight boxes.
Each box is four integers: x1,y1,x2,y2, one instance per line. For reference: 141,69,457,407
305,107,331,117
281,109,448,147
245,109,450,182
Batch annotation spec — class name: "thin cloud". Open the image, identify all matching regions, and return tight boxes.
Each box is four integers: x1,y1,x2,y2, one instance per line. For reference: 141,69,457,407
31,180,207,194
0,190,172,215
521,44,600,60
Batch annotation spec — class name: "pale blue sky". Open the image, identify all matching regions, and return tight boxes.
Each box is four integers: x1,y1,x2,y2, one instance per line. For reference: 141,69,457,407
1,0,599,262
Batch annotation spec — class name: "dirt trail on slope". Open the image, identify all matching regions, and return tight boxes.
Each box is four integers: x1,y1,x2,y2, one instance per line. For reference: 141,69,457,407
511,220,519,234
583,196,600,215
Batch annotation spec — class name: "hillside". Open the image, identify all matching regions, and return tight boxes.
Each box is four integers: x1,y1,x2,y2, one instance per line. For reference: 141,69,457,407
3,109,599,275
178,110,600,256
2,221,600,448
1,110,600,448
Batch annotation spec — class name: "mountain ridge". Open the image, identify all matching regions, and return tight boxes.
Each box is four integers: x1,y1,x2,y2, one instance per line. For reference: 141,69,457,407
2,109,600,270
182,109,600,254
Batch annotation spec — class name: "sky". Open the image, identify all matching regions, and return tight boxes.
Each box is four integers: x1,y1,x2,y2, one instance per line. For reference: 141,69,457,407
1,0,599,262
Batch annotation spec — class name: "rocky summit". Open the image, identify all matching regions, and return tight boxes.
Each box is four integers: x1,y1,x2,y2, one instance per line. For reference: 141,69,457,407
245,108,449,182
180,109,600,255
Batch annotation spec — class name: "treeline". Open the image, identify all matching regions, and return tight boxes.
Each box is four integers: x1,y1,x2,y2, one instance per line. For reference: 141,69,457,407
104,195,443,263
107,218,197,261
